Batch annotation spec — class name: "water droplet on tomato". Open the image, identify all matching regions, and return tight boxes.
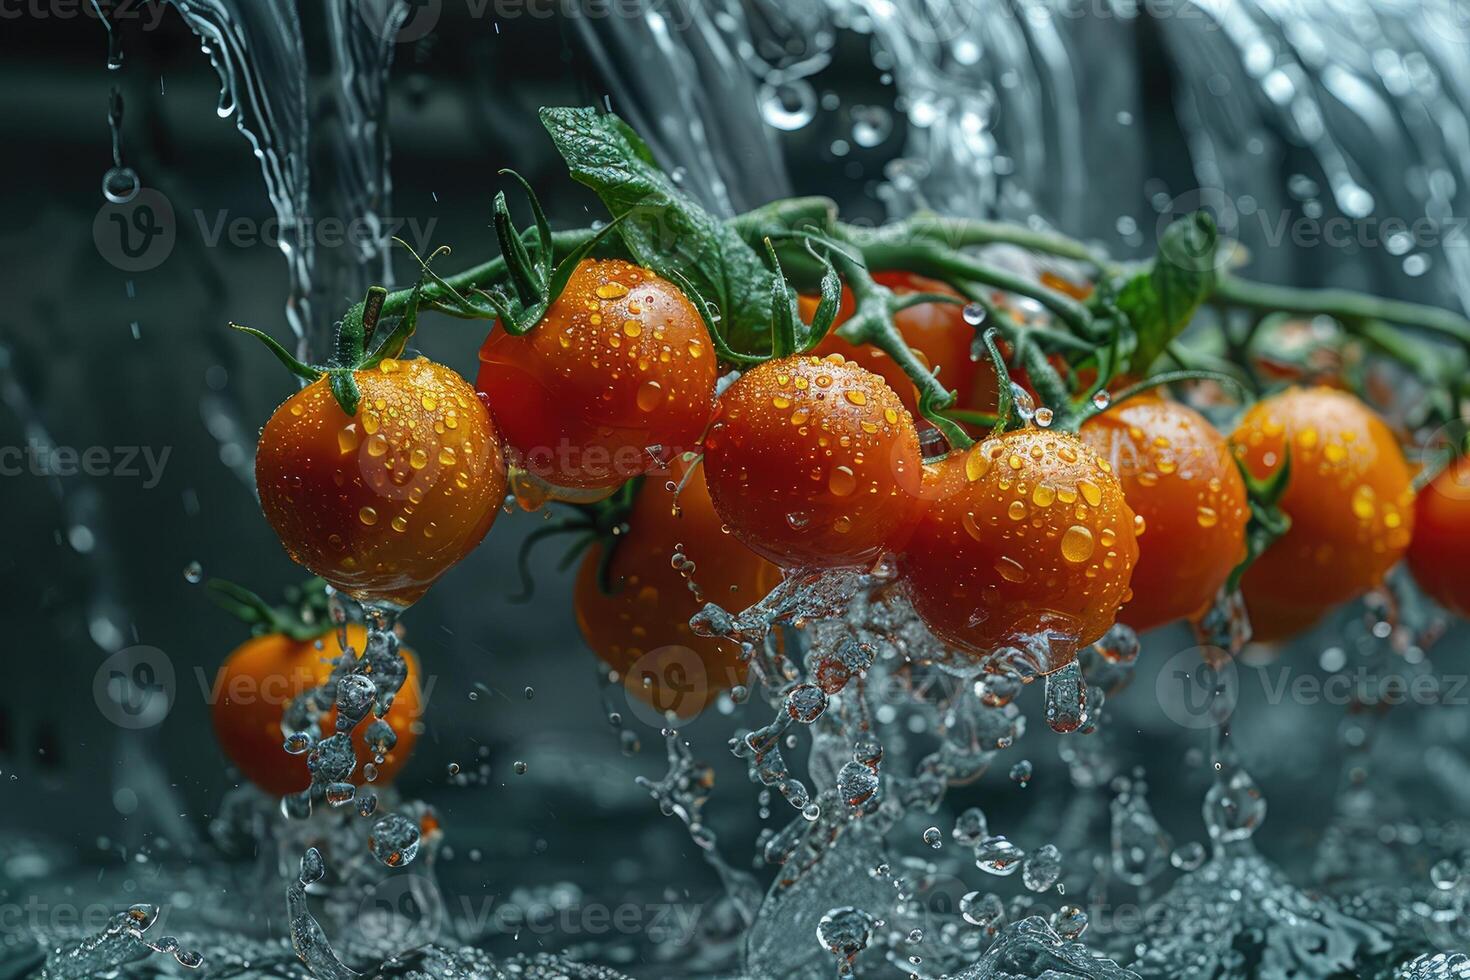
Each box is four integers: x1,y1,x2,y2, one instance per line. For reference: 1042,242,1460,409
1060,525,1095,563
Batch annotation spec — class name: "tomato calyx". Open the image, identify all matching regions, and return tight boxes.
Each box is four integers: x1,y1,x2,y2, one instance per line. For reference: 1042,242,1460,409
475,171,628,336
205,577,334,642
1225,445,1293,594
230,243,443,416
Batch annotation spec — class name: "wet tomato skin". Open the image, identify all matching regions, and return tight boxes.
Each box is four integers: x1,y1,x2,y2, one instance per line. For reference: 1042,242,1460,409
703,353,923,569
898,429,1139,669
476,259,716,492
575,467,781,717
211,624,421,796
1080,394,1248,632
805,272,980,419
1408,456,1470,617
1229,386,1415,641
256,357,506,609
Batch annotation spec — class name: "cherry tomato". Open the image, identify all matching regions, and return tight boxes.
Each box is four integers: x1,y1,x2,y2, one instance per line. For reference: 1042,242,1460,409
898,429,1139,669
1230,386,1414,641
575,467,781,718
703,352,923,569
476,259,716,494
211,624,421,796
1080,394,1248,632
1409,455,1470,617
256,356,506,609
805,272,980,419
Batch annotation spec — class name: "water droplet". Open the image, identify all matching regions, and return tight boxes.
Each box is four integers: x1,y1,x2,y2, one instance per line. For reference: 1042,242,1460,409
182,561,202,584
1061,525,1095,563
637,380,664,412
359,506,379,526
829,465,857,497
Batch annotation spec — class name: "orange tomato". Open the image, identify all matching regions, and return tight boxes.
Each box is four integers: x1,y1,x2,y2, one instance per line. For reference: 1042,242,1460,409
1081,395,1248,632
1230,387,1414,641
476,259,716,493
899,430,1139,670
211,624,421,796
256,356,506,609
703,353,923,568
1409,455,1470,617
575,468,780,717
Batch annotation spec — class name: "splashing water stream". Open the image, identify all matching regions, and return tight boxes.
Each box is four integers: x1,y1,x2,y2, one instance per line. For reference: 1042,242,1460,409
18,0,1470,977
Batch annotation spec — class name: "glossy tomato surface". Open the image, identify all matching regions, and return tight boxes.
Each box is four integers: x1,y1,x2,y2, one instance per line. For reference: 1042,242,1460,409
1081,395,1248,631
256,357,506,609
477,259,716,492
899,429,1139,670
703,353,923,569
1230,386,1414,641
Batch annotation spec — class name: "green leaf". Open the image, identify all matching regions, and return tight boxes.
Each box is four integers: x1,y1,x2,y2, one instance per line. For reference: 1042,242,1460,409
539,106,775,354
1117,211,1219,373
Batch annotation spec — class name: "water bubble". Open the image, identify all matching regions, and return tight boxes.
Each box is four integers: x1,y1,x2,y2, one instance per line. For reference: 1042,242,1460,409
182,561,203,584
1023,843,1062,892
1010,760,1034,786
1053,904,1089,939
960,891,1005,932
102,165,140,204
953,806,989,846
524,686,535,700
1430,858,1460,890
785,684,828,723
850,105,893,147
759,78,817,131
514,760,528,775
962,303,987,327
1091,390,1111,410
368,813,421,867
1170,841,1207,871
837,761,879,808
922,826,942,848
975,835,1025,875
1034,407,1054,427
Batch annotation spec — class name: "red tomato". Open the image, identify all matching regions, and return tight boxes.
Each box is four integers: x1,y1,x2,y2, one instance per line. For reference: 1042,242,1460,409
211,624,421,796
703,353,923,569
476,259,716,494
1230,387,1415,641
256,357,505,609
1080,394,1248,632
805,272,980,419
1409,455,1470,617
575,467,781,718
899,430,1140,670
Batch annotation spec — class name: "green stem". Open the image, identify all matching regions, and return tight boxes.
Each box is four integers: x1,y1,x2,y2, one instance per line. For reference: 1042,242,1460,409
1213,273,1470,347
900,213,1114,270
861,241,1096,339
